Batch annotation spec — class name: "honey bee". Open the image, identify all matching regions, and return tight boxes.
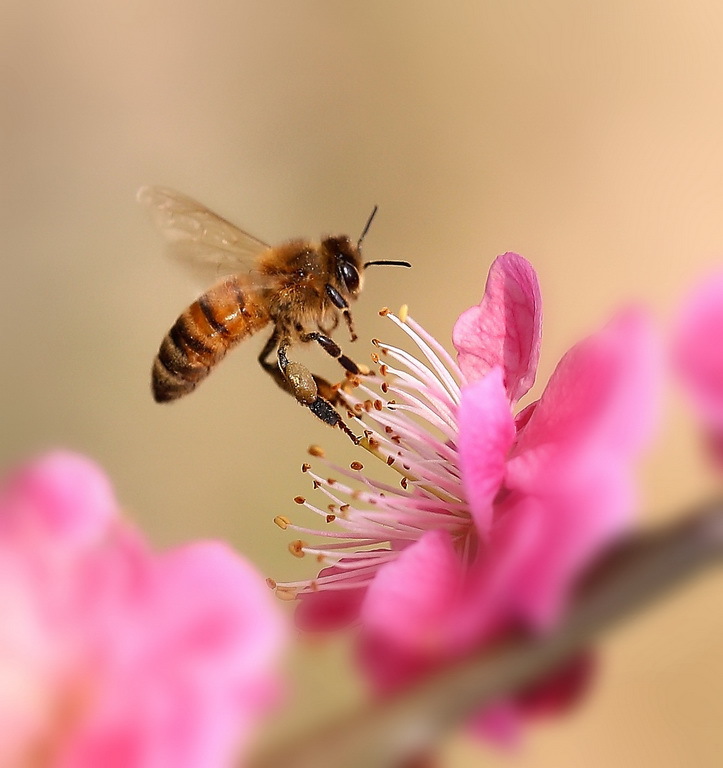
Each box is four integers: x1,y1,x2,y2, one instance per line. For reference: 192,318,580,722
138,187,411,442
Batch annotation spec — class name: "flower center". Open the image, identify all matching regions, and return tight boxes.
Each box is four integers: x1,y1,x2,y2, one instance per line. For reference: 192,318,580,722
271,309,476,600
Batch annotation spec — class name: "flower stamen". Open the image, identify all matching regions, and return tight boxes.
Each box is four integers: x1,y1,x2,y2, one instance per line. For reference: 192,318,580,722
272,309,474,599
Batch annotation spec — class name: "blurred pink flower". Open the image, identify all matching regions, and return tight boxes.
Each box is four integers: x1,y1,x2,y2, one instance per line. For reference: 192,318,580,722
277,253,658,741
0,451,286,768
674,271,723,465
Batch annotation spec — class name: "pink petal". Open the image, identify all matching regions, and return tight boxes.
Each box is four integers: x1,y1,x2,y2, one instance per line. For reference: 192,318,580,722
458,495,547,645
452,253,542,402
361,531,463,651
65,542,287,768
153,541,286,676
0,452,287,768
458,368,516,536
0,451,117,547
496,312,656,632
675,272,723,432
498,465,633,630
295,562,368,632
357,631,433,694
513,308,658,462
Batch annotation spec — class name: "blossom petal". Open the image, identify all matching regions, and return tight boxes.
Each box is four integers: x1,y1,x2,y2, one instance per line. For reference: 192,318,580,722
154,541,286,678
458,368,516,536
0,451,117,547
0,453,286,767
675,272,723,463
496,311,657,631
361,531,463,650
512,307,659,464
452,253,542,402
357,632,433,694
459,495,547,644
498,466,633,630
295,562,368,632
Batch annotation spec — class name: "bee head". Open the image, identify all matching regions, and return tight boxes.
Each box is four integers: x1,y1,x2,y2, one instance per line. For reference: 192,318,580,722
324,207,411,299
323,235,365,298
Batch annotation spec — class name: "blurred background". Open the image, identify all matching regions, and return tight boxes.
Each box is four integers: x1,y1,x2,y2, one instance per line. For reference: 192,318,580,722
2,1,723,764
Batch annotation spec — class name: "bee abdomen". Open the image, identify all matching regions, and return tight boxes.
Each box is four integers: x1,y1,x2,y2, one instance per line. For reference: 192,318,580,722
152,316,214,402
152,276,269,403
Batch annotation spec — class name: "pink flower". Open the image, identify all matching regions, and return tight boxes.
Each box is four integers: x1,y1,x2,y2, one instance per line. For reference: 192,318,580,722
276,253,658,740
674,271,723,465
0,451,286,768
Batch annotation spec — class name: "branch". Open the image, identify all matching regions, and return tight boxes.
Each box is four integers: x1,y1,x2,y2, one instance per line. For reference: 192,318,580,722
251,499,723,768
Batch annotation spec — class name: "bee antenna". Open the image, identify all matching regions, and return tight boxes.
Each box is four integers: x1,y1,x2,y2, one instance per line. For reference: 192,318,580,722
357,205,379,250
363,259,412,269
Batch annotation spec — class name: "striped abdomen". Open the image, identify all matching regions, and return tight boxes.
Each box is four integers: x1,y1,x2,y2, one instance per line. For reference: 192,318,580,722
152,275,270,402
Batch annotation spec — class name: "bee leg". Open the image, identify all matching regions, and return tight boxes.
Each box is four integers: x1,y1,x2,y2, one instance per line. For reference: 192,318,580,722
310,374,357,415
258,328,280,367
301,331,362,377
302,330,369,410
258,328,290,395
259,331,326,402
276,344,360,444
325,284,357,342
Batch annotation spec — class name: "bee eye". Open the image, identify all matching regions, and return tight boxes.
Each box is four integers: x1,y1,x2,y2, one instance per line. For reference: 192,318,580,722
338,260,360,292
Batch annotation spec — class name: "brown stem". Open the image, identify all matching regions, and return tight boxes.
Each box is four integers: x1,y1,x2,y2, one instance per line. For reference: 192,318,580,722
250,499,723,768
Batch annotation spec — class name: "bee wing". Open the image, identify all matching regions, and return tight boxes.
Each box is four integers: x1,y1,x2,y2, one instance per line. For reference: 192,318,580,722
138,186,272,282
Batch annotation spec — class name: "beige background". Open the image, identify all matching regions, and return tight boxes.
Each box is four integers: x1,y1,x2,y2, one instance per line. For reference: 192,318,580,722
2,1,723,765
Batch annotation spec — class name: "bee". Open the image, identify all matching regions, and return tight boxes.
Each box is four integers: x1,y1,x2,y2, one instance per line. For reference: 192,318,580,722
138,187,411,442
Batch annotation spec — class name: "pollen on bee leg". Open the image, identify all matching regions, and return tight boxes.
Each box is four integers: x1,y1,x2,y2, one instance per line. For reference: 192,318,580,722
274,515,291,530
289,540,307,558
